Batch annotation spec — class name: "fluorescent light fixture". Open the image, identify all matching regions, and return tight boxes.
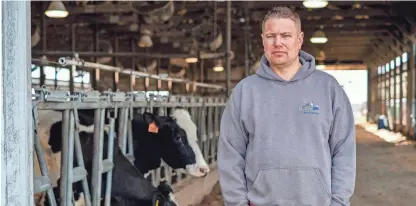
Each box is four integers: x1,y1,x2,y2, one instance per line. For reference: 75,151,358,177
45,1,69,18
213,59,224,72
316,64,326,70
310,30,328,44
310,37,328,43
186,49,198,63
303,0,329,9
185,57,198,63
213,65,224,72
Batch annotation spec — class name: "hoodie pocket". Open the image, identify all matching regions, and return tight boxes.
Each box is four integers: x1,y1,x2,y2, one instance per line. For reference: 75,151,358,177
247,167,331,206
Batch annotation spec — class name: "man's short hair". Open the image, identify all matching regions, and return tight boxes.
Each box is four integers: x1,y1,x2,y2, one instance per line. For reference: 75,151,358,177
262,6,302,33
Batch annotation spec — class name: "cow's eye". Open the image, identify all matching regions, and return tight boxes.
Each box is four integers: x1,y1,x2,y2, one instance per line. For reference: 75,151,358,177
174,133,182,141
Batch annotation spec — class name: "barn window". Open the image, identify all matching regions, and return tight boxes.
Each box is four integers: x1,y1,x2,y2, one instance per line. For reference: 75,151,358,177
74,71,91,83
44,66,56,80
56,68,70,81
31,64,40,78
402,52,408,63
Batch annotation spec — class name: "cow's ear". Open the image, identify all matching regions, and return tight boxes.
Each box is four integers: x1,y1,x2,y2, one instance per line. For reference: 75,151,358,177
143,112,155,125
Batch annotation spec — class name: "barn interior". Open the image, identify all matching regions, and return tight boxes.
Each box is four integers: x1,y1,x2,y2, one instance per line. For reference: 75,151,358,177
30,1,410,96
3,0,416,205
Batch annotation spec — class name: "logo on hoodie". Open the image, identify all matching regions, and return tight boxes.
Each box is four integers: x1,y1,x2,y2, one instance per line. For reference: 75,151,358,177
298,101,319,115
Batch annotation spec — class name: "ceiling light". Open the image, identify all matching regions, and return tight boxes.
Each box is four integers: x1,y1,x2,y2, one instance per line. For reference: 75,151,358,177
185,57,198,63
353,3,361,9
316,65,326,70
45,1,69,18
213,65,224,72
138,29,153,48
303,0,328,9
213,59,224,72
310,30,328,44
185,49,198,63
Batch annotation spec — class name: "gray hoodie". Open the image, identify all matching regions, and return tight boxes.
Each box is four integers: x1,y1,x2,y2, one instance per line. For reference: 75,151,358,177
217,50,356,206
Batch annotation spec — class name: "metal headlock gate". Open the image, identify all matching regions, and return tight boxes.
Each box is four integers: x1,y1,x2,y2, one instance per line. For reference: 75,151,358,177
31,87,226,206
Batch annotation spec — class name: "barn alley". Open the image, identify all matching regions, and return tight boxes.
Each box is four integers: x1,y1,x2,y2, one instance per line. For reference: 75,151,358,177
196,125,416,206
2,1,416,206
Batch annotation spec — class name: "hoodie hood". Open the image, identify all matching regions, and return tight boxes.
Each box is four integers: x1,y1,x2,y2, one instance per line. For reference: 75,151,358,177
256,50,316,82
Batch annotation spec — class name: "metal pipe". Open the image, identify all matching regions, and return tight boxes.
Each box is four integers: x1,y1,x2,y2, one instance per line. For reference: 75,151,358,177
72,109,92,206
113,34,119,91
157,58,161,93
122,108,129,153
118,108,127,154
32,50,227,59
104,115,116,206
32,108,57,205
126,107,135,163
40,2,46,87
58,57,225,90
91,108,105,205
92,26,100,90
67,110,75,205
225,0,232,96
60,110,71,206
70,24,76,93
202,104,209,161
130,37,136,90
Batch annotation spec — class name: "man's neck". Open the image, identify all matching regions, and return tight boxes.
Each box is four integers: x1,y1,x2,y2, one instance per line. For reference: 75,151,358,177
270,58,302,81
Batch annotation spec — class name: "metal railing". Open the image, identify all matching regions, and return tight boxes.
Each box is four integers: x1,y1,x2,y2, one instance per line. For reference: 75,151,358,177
32,87,226,206
58,56,226,90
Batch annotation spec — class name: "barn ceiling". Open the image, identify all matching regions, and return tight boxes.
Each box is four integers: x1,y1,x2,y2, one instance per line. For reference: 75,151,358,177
30,1,416,72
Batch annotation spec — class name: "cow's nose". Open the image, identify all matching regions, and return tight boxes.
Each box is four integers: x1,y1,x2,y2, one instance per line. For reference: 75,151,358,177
199,166,210,176
200,167,208,173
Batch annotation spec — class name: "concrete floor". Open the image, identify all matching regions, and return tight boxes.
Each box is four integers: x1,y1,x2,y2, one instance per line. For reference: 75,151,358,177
351,125,416,206
195,125,416,206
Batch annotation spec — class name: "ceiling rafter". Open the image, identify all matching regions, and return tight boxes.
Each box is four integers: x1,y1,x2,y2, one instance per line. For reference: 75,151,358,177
31,1,411,71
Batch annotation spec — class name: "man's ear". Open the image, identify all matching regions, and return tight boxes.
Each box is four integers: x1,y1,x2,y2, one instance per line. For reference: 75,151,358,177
261,33,265,47
298,31,304,47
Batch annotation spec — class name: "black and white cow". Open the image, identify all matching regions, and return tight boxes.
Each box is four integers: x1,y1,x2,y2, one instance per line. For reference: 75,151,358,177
132,109,209,178
36,107,208,205
42,110,184,206
47,131,178,206
65,107,209,178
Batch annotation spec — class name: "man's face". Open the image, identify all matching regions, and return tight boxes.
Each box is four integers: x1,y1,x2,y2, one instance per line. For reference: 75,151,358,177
262,17,303,67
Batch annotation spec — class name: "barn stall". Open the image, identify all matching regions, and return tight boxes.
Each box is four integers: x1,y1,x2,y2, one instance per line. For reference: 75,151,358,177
3,1,238,205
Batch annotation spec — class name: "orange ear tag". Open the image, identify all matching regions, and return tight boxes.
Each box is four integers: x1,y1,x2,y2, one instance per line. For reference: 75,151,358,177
148,122,159,134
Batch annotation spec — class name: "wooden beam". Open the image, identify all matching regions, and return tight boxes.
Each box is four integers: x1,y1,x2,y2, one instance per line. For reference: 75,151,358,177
302,18,390,29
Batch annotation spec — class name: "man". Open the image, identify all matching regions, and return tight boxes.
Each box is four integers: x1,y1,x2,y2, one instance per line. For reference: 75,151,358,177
217,6,356,206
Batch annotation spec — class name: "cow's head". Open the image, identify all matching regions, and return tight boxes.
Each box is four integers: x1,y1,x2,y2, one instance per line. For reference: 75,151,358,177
170,108,210,177
139,112,197,173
